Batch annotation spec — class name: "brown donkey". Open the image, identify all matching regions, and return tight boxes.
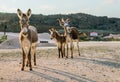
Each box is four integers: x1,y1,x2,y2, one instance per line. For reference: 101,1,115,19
49,28,66,58
57,18,80,58
17,9,38,71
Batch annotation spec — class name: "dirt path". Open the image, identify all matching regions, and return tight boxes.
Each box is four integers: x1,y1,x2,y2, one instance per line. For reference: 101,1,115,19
0,42,120,82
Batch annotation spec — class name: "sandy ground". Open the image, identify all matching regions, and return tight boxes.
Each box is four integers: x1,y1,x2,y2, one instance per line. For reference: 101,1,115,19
0,42,120,82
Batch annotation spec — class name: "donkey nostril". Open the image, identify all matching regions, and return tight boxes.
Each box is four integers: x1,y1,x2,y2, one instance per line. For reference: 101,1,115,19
50,38,53,40
23,32,27,35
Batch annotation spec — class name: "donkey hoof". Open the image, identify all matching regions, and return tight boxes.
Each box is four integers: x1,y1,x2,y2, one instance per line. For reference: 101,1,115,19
30,68,33,71
21,68,24,71
66,56,68,58
71,56,73,58
34,63,36,66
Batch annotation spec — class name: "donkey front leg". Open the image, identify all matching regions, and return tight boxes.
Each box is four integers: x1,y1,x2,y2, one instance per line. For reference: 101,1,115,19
57,43,61,58
34,53,36,66
61,48,64,58
28,48,32,71
21,48,26,71
58,47,61,58
26,60,29,67
66,44,69,58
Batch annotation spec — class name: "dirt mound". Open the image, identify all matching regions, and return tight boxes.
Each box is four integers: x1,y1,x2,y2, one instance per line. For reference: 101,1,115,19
0,37,20,49
0,38,56,49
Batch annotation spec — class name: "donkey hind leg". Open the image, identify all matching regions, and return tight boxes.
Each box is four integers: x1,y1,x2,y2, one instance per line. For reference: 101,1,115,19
60,44,64,58
70,41,74,58
21,48,26,71
31,43,36,66
28,48,32,71
77,41,80,56
62,43,65,58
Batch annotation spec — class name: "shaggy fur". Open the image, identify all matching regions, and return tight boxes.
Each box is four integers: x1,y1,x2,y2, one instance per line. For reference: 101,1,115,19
17,9,38,71
49,28,66,58
57,18,80,58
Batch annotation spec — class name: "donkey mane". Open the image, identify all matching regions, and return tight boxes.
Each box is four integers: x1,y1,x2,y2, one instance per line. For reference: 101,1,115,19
54,31,66,42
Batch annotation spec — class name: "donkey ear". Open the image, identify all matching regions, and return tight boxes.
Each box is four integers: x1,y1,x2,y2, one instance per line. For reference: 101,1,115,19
17,9,23,19
26,9,31,18
61,18,65,23
66,18,70,22
49,28,52,32
49,29,51,32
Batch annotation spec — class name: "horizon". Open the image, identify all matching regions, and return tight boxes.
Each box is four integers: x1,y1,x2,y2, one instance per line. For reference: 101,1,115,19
0,11,119,19
0,0,120,18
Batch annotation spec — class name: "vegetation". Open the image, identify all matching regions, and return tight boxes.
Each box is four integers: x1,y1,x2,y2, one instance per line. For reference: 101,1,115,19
0,12,120,41
0,35,7,43
0,12,120,34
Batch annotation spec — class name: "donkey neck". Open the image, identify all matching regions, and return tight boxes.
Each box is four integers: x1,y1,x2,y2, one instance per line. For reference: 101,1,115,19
54,32,62,42
63,26,69,36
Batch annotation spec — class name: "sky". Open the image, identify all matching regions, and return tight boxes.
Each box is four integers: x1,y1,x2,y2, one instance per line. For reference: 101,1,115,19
0,0,120,18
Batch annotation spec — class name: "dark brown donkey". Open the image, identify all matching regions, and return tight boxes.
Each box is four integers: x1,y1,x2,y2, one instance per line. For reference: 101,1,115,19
49,28,66,58
57,18,80,58
17,9,38,71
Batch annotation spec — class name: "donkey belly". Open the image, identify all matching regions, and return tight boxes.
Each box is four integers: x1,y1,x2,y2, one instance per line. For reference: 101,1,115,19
21,38,31,55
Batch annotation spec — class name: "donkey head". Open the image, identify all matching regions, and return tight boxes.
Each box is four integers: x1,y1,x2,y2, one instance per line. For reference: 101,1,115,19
17,9,31,36
57,18,71,33
57,18,70,27
49,28,58,40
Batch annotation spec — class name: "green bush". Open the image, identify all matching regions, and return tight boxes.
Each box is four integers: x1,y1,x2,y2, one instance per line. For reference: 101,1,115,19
0,35,7,43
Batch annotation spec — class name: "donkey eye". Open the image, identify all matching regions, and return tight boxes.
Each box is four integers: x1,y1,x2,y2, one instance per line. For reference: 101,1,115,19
21,19,25,22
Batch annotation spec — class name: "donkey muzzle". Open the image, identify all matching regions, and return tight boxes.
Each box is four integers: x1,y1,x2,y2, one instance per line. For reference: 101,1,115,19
22,27,28,35
50,37,53,40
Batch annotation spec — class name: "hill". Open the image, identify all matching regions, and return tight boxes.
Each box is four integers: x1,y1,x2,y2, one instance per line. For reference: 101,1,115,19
0,12,120,34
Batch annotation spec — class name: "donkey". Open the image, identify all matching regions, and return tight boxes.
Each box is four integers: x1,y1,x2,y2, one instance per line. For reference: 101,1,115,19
49,28,66,58
57,18,80,58
17,9,38,71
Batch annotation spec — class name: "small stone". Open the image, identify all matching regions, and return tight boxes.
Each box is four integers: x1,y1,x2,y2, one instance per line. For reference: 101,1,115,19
82,74,86,76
